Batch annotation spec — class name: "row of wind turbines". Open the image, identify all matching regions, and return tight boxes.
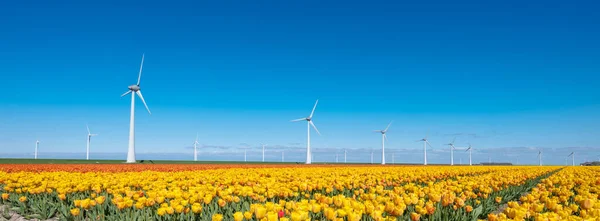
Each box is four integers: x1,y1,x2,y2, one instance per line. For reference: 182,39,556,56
29,54,588,166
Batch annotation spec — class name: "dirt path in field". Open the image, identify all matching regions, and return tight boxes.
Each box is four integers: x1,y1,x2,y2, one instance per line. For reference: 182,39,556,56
0,206,58,221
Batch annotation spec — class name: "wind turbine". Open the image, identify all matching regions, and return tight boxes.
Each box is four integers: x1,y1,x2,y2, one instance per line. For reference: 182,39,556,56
417,133,433,165
445,137,456,165
335,153,339,163
370,149,374,164
261,143,266,162
86,124,98,160
193,134,199,161
374,121,392,165
291,100,321,164
120,54,151,163
568,152,574,166
281,151,284,162
34,140,40,159
344,149,347,163
465,144,473,166
538,150,542,166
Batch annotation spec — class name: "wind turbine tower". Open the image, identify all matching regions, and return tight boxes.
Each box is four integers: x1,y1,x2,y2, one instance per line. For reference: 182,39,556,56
86,125,98,160
193,134,199,161
465,144,473,166
538,150,542,166
35,140,39,159
568,152,574,166
445,137,456,165
418,133,433,165
120,54,152,163
374,121,392,165
261,143,266,162
291,100,321,164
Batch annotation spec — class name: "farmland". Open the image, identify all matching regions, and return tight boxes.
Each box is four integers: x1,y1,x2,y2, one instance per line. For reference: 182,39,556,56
0,164,597,220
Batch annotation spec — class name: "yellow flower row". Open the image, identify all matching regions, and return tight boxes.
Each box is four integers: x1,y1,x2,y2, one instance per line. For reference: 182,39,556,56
489,167,600,221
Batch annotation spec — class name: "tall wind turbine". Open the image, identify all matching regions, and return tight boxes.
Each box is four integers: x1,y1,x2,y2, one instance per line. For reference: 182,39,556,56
86,125,98,160
465,144,473,166
193,134,199,161
417,133,433,165
281,151,284,162
374,121,392,165
120,54,151,163
291,100,321,164
568,152,574,166
34,140,40,159
445,137,456,165
261,143,266,162
335,153,339,163
538,150,542,166
370,149,374,164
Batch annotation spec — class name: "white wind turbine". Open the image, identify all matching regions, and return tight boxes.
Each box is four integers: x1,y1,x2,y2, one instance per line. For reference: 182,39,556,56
344,149,347,163
445,137,457,165
291,100,321,164
370,149,374,164
568,152,574,166
465,143,473,166
374,121,392,165
261,143,267,162
34,140,40,159
120,54,151,163
193,134,199,161
335,153,339,163
281,151,284,162
417,133,433,165
86,125,98,160
538,150,543,166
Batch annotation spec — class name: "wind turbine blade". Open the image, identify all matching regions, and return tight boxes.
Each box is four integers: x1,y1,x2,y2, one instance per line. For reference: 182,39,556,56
86,124,91,134
374,130,382,133
384,134,388,142
384,121,393,131
136,90,151,115
121,90,132,97
195,133,199,142
309,99,319,118
452,137,456,144
291,118,307,122
137,54,145,86
465,147,471,152
426,140,433,148
310,121,321,136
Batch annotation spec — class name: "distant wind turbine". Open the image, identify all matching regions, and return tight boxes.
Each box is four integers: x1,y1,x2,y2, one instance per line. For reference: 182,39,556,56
34,140,40,159
392,152,395,164
374,121,392,165
291,100,321,164
445,137,456,165
281,151,284,162
344,149,347,163
335,153,339,163
370,149,374,164
86,124,98,160
417,132,433,165
465,144,473,166
193,133,199,161
568,152,574,166
538,150,543,166
120,54,151,163
261,143,266,162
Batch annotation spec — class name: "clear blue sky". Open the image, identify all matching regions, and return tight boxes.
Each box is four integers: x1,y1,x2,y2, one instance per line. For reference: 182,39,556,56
1,0,599,164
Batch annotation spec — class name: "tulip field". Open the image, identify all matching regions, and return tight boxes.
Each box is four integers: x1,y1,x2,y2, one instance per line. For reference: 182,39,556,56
0,164,598,221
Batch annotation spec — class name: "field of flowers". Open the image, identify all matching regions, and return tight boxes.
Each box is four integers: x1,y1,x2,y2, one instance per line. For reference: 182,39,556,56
0,164,593,221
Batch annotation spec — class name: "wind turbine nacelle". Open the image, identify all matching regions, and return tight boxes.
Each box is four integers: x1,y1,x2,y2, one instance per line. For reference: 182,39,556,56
128,85,140,91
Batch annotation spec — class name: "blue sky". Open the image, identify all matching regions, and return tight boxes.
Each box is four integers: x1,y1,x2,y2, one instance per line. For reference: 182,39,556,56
0,0,599,164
